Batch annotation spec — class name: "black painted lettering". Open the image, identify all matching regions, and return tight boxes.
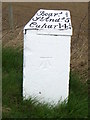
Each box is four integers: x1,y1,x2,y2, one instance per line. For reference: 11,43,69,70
45,13,53,17
59,23,61,28
48,25,52,28
54,13,58,16
66,12,68,17
30,11,71,30
64,24,67,28
32,17,41,21
54,25,58,29
39,17,45,22
65,18,70,23
29,22,37,27
57,12,62,17
61,17,65,20
49,13,53,17
36,24,41,28
37,11,44,16
45,17,50,22
55,18,60,22
37,11,53,18
41,23,47,28
49,18,54,22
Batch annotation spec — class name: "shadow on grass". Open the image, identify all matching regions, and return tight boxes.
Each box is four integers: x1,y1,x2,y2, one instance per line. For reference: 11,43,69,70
2,47,88,118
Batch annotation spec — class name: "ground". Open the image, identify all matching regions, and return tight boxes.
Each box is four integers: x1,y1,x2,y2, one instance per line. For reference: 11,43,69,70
2,2,88,82
2,2,88,118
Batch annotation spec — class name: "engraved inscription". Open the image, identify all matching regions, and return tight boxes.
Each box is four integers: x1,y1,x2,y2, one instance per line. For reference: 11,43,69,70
39,57,52,70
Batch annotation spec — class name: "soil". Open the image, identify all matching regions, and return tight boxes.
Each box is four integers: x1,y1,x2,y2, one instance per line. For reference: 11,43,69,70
2,2,88,82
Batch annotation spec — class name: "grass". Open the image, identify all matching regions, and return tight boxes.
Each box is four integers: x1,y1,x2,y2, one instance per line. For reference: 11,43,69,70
2,47,88,118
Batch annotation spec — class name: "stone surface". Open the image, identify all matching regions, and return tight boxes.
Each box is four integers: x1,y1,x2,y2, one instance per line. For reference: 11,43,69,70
23,9,72,104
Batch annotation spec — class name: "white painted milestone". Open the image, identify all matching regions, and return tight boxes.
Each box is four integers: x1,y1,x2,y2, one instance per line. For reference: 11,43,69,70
23,9,72,104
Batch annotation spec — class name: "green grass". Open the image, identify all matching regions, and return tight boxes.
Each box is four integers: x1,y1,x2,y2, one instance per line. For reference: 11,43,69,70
2,47,88,118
